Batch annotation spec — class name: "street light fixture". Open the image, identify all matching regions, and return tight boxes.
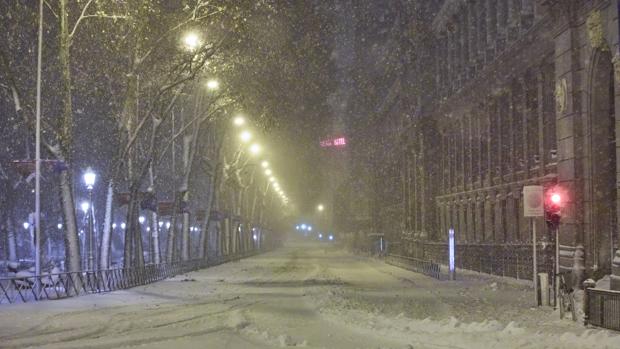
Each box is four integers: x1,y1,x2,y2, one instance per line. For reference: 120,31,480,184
182,32,201,51
206,79,219,90
249,143,261,155
265,169,272,176
233,116,245,126
317,204,324,212
82,166,96,270
240,130,252,143
83,167,96,190
261,161,269,168
139,216,146,224
121,222,126,230
80,201,90,214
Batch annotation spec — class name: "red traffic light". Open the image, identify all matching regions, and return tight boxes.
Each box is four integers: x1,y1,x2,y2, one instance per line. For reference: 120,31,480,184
545,186,565,229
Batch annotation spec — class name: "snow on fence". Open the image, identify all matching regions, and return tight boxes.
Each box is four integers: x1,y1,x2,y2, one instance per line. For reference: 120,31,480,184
584,287,620,331
385,254,442,280
0,251,260,305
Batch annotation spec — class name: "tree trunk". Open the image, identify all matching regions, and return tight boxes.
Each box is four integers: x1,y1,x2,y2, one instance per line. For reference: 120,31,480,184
198,176,216,259
6,215,17,262
181,210,190,260
99,180,114,269
59,170,81,273
150,211,160,264
166,194,181,263
58,0,81,274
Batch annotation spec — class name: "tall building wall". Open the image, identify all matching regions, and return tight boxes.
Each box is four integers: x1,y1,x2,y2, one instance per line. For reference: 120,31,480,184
372,0,620,285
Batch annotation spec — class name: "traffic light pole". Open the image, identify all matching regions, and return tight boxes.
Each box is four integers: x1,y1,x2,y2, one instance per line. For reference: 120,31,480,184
554,226,560,309
532,218,538,306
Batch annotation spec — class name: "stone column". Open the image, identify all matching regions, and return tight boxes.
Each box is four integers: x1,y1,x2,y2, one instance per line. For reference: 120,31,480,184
553,17,585,278
468,1,478,76
439,201,446,242
459,198,467,243
505,191,517,242
521,0,534,29
486,101,493,186
462,8,470,80
496,0,508,51
536,69,546,176
507,0,520,41
486,0,497,59
461,119,467,190
441,131,447,194
611,249,620,290
496,98,504,182
494,191,505,243
520,77,530,178
468,198,476,242
508,87,516,182
455,15,463,85
477,0,487,63
447,28,454,91
484,191,495,241
475,196,484,242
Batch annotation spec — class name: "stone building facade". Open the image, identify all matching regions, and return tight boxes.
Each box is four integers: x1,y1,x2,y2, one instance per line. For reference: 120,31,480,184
362,0,620,286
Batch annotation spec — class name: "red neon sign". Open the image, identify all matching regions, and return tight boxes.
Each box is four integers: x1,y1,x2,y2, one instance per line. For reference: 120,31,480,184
320,136,347,148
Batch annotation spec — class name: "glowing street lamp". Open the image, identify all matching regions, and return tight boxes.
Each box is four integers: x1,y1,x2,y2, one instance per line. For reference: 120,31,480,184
317,204,324,212
57,223,63,230
240,130,252,143
269,176,276,183
83,167,96,190
206,79,219,90
139,216,146,224
112,223,117,229
265,169,272,176
182,32,201,51
80,201,90,214
120,222,126,230
233,116,246,126
82,167,96,270
23,222,30,230
249,143,261,155
261,161,269,168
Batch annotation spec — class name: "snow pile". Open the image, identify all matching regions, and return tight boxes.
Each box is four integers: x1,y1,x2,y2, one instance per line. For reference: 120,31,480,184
316,295,620,349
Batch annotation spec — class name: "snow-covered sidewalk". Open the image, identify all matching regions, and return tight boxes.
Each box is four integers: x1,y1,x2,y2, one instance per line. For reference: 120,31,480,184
0,239,618,349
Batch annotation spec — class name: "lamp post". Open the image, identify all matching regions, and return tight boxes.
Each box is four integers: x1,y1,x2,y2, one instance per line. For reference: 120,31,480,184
83,168,96,270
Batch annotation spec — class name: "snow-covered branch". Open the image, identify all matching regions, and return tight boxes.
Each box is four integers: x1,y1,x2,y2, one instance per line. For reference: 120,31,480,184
69,0,127,40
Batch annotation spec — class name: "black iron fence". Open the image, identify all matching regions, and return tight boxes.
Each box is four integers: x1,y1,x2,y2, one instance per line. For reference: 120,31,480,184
584,287,620,331
399,239,555,281
385,254,442,280
0,251,260,305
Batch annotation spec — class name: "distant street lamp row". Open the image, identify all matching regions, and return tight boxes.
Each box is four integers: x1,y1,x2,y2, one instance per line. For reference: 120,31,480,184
233,116,290,207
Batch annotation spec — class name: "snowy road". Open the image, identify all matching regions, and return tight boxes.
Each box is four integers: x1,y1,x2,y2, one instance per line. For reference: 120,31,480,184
1,239,619,349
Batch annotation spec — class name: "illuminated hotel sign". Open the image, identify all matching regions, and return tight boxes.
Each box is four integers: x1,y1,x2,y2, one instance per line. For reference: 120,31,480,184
320,136,347,148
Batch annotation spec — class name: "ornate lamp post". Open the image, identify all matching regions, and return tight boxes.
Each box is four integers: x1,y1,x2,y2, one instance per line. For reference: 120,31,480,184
83,167,96,270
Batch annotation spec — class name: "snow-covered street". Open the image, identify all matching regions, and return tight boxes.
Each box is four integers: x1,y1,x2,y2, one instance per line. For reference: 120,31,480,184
0,239,619,349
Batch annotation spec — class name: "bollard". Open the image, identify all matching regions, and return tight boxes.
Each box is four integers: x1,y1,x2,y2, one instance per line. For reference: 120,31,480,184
582,278,596,326
539,273,550,306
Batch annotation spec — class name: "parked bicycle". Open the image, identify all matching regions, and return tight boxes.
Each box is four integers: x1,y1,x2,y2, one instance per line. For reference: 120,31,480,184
557,271,576,321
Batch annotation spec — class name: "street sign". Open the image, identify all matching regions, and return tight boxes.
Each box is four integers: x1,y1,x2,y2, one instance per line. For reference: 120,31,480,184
523,185,544,217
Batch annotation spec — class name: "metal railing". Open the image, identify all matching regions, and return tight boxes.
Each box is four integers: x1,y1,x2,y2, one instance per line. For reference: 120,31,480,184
398,239,555,281
0,251,261,305
584,287,620,331
385,254,442,280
